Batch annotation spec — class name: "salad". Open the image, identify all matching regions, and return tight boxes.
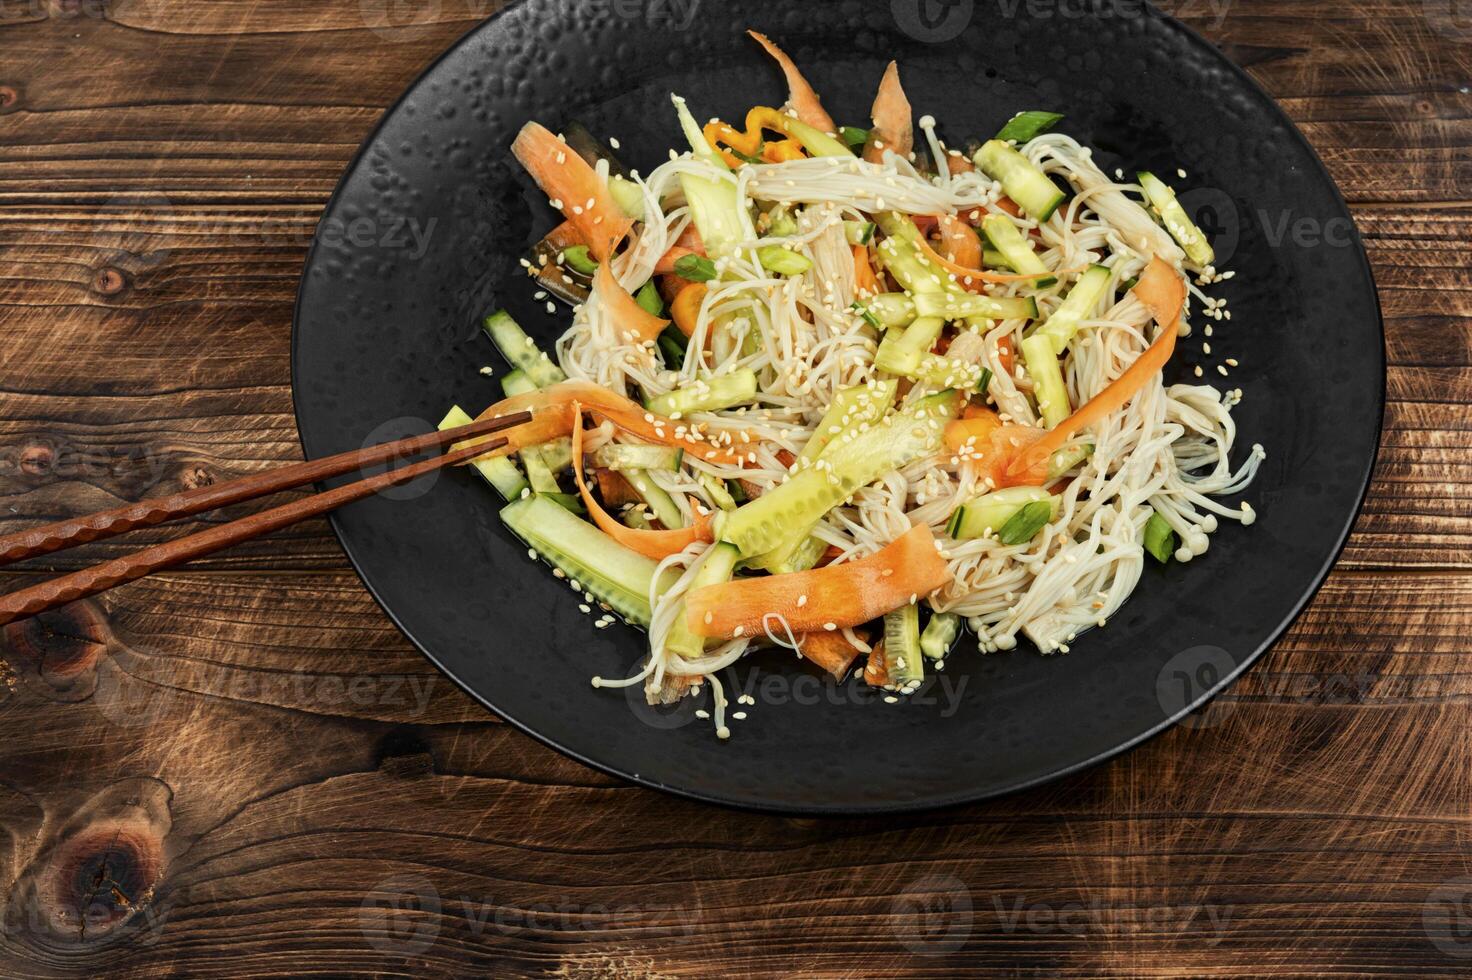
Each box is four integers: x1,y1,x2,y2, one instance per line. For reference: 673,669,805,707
447,32,1265,738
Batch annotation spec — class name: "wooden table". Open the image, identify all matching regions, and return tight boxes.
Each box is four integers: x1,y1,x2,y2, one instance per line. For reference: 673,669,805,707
0,1,1467,976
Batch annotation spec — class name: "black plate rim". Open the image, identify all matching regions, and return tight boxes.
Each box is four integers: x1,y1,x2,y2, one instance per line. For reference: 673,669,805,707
291,1,1386,816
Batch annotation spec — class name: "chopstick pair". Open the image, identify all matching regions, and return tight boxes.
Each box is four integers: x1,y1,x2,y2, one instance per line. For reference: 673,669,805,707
0,411,532,626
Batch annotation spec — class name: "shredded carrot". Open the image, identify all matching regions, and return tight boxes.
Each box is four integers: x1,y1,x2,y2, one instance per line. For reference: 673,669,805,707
1004,256,1184,483
655,225,705,274
944,409,1002,455
472,380,749,467
511,122,632,262
853,244,880,296
670,282,708,341
797,630,867,681
947,154,976,175
962,402,995,420
595,263,669,345
997,336,1015,376
864,61,913,165
747,30,837,133
863,641,889,687
937,214,982,268
993,196,1022,218
685,524,952,638
915,221,1077,288
570,406,713,560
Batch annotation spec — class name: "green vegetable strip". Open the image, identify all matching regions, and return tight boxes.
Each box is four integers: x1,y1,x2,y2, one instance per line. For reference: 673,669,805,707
1144,512,1177,563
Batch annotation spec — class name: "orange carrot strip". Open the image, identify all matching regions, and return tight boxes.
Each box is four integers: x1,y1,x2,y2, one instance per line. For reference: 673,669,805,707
595,263,669,345
670,282,708,340
655,225,705,274
748,30,838,133
996,335,1015,377
473,380,749,466
864,61,913,165
685,524,952,638
915,223,1077,288
853,244,880,297
511,122,633,262
937,214,983,268
1004,256,1184,483
570,407,713,560
863,641,889,687
943,410,1002,455
798,630,867,681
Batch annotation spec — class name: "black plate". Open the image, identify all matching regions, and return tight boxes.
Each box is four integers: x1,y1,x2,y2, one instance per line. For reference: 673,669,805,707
292,0,1382,813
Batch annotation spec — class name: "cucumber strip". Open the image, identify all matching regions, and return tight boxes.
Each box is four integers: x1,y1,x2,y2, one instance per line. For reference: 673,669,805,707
484,310,567,388
501,369,535,397
608,174,646,221
645,369,758,417
1138,172,1215,266
621,507,655,530
538,437,574,473
593,443,684,472
562,245,599,276
1037,264,1112,354
844,220,877,245
626,469,685,529
438,406,527,500
979,214,1055,286
913,291,1038,322
801,380,899,462
948,487,1060,541
877,235,952,296
697,471,739,511
521,446,563,495
997,500,1054,546
866,293,919,328
1144,511,1177,563
883,604,924,691
764,204,799,237
974,139,1066,221
995,110,1064,144
665,543,742,658
714,393,960,558
1020,333,1071,427
1046,442,1095,481
746,532,826,575
757,245,813,277
501,494,676,626
919,612,961,661
540,491,586,515
982,248,1011,270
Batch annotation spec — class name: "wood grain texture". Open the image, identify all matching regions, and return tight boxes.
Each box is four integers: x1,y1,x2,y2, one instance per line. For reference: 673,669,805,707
1,0,1470,977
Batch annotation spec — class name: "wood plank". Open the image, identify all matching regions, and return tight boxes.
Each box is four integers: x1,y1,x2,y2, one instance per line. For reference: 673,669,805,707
1,568,1470,976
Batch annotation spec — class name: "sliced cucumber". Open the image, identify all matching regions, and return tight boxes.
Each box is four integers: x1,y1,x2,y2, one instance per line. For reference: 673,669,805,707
974,140,1066,221
757,245,813,277
801,380,899,462
1046,442,1095,481
521,446,563,495
745,531,826,575
979,214,1054,286
1138,172,1215,266
764,204,800,238
484,310,567,388
844,220,877,246
562,245,599,276
714,393,960,558
948,487,1059,541
884,604,924,692
540,491,586,515
697,471,739,512
1037,264,1113,354
439,406,527,500
982,248,1011,271
1020,333,1071,427
645,370,759,417
864,293,918,328
539,437,574,473
626,469,684,529
913,291,1038,322
919,612,961,661
593,443,684,472
666,543,742,658
877,236,951,296
501,369,538,398
501,494,676,626
608,174,646,221
1144,511,1177,564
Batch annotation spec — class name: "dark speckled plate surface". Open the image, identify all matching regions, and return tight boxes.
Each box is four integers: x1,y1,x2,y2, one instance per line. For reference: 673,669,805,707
292,0,1382,813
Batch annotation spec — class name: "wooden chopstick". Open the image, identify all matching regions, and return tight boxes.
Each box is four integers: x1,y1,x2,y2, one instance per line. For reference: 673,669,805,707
0,410,531,567
0,411,531,626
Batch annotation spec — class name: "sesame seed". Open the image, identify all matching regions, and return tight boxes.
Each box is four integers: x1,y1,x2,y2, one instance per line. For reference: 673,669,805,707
823,622,837,631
